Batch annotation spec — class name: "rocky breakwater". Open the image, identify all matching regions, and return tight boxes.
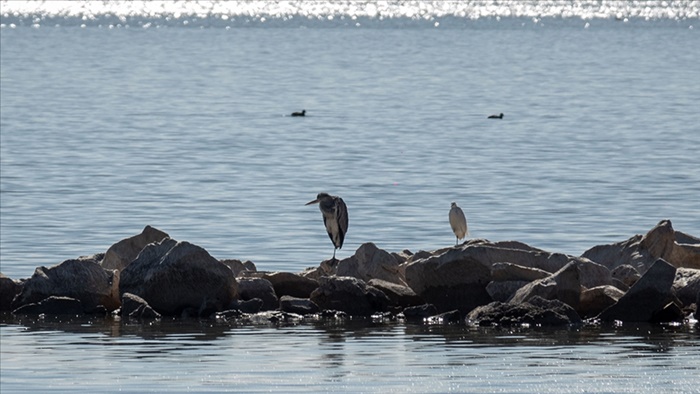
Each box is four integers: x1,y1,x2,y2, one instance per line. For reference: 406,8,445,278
1,220,699,327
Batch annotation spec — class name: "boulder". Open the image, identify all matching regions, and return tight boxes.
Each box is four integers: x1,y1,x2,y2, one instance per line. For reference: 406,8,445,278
279,296,320,315
578,285,625,318
672,268,700,307
368,278,423,308
0,273,22,311
102,225,169,272
491,262,550,282
486,280,529,302
13,296,85,315
11,256,119,313
221,259,257,277
425,310,462,324
598,259,678,322
582,220,700,274
336,242,406,285
466,296,581,327
121,292,161,319
402,304,438,322
403,247,492,314
262,272,319,298
310,276,390,316
231,298,263,314
509,261,581,310
611,264,641,288
119,239,237,316
237,278,278,311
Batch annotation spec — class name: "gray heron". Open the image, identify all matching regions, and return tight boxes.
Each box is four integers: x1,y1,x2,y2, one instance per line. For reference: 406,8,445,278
306,192,348,260
291,110,306,117
449,202,468,245
488,113,504,119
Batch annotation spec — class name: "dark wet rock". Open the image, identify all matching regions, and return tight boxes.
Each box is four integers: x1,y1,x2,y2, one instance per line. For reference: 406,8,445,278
221,259,257,277
491,262,550,282
582,220,700,274
262,272,319,298
651,301,684,323
237,278,278,311
695,291,700,320
13,296,84,315
11,256,119,313
672,268,700,307
101,225,169,272
578,285,625,319
402,304,438,322
121,292,161,319
509,261,581,310
368,278,423,308
231,298,263,314
466,296,582,327
336,242,406,285
310,276,390,316
0,273,22,311
279,296,320,315
598,259,678,322
119,238,237,316
611,278,629,292
485,280,529,302
611,264,641,288
426,309,462,324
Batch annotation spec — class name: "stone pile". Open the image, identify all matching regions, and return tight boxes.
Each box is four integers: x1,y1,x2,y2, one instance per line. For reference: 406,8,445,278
1,220,698,326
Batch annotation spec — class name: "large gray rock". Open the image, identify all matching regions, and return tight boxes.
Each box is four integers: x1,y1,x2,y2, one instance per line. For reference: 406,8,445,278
611,264,641,288
119,239,237,316
102,226,169,272
368,278,423,308
0,273,22,311
262,272,319,298
579,285,625,319
237,278,278,311
336,242,406,285
598,259,678,322
509,261,581,310
486,280,529,302
582,220,700,274
279,296,319,315
466,296,581,327
491,262,550,282
310,276,390,316
672,268,700,307
11,256,119,313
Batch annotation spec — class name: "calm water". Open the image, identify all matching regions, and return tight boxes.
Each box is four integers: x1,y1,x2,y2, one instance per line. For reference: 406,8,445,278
1,1,700,392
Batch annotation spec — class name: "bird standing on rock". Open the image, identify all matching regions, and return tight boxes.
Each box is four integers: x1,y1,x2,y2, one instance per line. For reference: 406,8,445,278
306,192,348,260
449,202,468,245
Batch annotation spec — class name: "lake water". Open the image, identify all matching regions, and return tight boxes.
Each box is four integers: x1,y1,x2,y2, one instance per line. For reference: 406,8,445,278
1,1,699,392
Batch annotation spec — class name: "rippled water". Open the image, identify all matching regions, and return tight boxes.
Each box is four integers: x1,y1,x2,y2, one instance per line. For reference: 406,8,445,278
1,2,700,392
1,315,699,393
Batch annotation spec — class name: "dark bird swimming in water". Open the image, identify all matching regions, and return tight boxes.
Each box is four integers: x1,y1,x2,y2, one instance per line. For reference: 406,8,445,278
306,192,348,260
291,110,306,117
488,113,504,119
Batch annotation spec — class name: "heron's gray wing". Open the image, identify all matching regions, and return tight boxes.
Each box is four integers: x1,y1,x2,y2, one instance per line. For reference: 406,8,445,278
335,197,348,249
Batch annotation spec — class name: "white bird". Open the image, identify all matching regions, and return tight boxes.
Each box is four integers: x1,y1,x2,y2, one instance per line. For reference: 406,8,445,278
449,202,468,245
306,192,348,260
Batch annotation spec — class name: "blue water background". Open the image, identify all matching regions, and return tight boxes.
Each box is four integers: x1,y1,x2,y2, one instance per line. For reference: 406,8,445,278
1,2,700,392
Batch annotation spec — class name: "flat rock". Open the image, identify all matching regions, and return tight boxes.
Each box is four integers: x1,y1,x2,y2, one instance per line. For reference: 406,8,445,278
11,256,119,313
598,259,677,322
119,238,237,316
102,225,169,272
310,276,390,316
466,296,581,327
368,278,423,308
13,296,84,315
402,304,438,322
491,262,550,282
237,278,278,311
509,261,581,310
279,296,320,315
262,272,318,298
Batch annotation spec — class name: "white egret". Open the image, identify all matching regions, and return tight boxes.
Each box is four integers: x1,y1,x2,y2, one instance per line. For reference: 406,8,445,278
449,202,468,245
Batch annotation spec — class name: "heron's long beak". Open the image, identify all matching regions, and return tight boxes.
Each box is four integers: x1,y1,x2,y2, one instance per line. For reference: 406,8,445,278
305,199,319,206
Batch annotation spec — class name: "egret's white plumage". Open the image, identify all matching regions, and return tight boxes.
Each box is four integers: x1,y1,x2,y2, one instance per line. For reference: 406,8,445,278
449,202,468,245
306,192,348,260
